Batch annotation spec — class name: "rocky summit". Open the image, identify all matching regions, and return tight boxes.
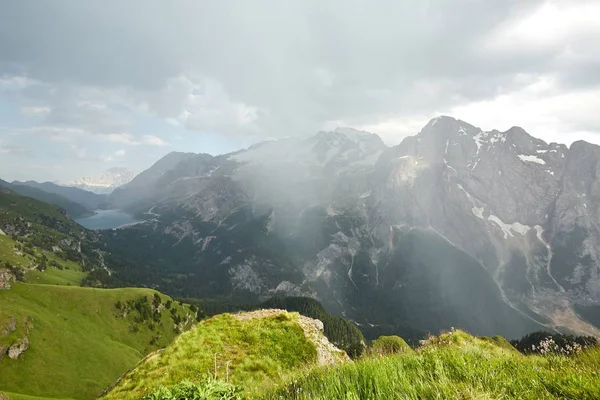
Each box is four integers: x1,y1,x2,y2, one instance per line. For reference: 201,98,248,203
102,116,600,341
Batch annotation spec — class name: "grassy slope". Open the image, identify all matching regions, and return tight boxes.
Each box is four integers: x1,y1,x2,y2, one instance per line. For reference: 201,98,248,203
0,233,87,286
104,312,320,400
0,190,100,288
0,283,196,400
266,330,600,400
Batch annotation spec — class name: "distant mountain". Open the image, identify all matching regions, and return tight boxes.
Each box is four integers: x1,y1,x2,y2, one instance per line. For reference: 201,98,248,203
64,167,137,194
109,152,199,210
12,180,107,210
0,180,94,219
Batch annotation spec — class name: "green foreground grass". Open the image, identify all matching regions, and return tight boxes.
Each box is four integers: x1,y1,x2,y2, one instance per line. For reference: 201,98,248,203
0,283,196,400
104,312,321,400
265,330,600,400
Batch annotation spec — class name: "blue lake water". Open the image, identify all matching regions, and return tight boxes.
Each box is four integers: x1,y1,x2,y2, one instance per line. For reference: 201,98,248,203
76,209,142,230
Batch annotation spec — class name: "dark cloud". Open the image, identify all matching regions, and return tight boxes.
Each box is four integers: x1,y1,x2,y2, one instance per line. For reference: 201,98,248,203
0,0,598,141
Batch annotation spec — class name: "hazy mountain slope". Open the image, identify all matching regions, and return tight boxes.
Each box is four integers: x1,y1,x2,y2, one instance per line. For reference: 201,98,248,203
368,116,600,336
12,180,107,210
109,152,198,210
0,181,93,219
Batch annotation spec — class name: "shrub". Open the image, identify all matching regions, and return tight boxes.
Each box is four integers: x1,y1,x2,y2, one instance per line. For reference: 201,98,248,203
511,331,598,355
368,335,411,356
141,376,241,400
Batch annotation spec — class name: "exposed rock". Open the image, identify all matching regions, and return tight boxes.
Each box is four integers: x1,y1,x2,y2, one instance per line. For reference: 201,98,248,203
2,317,17,336
8,337,29,359
0,270,15,290
0,228,5,235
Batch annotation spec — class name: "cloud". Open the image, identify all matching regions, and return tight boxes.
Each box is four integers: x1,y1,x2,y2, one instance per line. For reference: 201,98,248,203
140,135,169,147
21,106,51,116
71,145,132,163
103,133,169,147
0,143,26,154
0,0,598,151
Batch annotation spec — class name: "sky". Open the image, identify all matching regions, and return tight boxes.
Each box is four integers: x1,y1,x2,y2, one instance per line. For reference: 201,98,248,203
0,0,599,182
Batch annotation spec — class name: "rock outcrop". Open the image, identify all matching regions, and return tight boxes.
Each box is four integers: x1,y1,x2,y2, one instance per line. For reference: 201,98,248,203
233,309,349,365
0,270,14,290
1,317,17,336
7,337,28,359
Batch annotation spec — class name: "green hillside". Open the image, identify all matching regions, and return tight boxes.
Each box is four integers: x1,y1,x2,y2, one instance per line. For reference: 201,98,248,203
103,310,348,400
0,191,200,399
0,283,198,400
0,190,107,289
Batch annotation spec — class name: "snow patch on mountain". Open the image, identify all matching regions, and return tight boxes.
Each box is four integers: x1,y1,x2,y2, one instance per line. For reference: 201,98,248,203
488,214,531,239
472,206,485,219
65,167,137,194
518,154,546,165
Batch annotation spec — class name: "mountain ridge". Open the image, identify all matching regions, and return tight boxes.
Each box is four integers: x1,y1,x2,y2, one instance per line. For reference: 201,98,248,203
94,116,600,340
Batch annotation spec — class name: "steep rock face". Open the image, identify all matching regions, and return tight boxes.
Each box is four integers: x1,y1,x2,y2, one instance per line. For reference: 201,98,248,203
368,117,599,335
103,120,600,339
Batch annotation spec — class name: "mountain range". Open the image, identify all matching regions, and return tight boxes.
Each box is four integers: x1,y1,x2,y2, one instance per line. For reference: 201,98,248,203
64,115,595,341
62,167,137,194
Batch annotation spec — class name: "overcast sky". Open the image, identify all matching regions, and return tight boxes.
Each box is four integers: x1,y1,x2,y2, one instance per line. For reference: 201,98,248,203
1,0,599,182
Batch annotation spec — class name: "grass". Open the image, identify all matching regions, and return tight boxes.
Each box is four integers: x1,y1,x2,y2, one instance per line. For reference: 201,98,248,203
0,283,197,400
0,392,70,400
25,267,87,286
0,235,30,268
104,312,319,400
265,330,600,400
